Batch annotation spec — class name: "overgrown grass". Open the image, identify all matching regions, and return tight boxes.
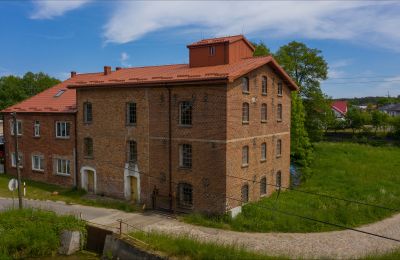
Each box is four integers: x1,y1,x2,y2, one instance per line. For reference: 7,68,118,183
361,249,400,260
0,208,86,259
130,231,287,260
184,142,400,232
0,175,137,212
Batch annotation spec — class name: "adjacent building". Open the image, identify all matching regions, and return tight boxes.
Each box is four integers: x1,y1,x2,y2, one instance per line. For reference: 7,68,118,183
379,103,400,117
331,100,348,119
1,35,298,214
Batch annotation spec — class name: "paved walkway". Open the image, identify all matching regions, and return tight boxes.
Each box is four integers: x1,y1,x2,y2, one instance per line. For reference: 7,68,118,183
1,197,399,259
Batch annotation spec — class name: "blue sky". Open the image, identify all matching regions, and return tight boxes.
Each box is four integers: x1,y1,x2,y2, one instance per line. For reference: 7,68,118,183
1,1,400,99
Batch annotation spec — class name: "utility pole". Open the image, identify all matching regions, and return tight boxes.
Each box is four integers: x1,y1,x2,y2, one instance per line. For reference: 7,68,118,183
12,112,23,209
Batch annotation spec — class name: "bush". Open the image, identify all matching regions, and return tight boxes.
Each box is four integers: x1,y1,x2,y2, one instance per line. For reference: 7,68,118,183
0,209,86,258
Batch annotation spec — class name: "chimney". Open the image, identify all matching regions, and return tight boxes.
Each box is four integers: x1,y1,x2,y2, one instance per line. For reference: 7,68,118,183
116,67,122,71
104,66,111,75
70,71,77,78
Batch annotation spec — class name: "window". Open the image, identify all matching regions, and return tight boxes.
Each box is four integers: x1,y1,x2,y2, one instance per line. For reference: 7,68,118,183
276,139,282,157
261,143,267,161
56,159,70,175
128,140,137,163
11,153,23,168
242,103,249,123
277,104,282,121
54,89,65,97
261,103,267,122
179,144,192,168
241,184,249,203
10,120,22,136
278,82,283,96
179,101,192,126
56,122,70,138
178,183,193,207
32,155,44,171
34,121,40,137
84,138,93,158
242,77,249,93
84,102,93,123
262,76,267,95
260,177,267,195
242,146,249,166
276,171,282,190
209,46,216,56
126,102,137,125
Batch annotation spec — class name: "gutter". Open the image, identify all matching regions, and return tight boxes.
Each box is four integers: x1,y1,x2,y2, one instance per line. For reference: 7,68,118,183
167,86,173,211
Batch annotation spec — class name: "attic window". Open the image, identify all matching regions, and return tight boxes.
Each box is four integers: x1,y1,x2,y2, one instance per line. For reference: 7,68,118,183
54,90,65,97
209,46,216,56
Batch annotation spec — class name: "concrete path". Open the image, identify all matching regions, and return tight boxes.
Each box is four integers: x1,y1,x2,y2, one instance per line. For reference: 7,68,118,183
0,197,399,259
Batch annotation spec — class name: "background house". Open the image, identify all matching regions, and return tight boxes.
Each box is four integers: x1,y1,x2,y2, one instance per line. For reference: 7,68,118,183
331,100,348,119
379,103,400,117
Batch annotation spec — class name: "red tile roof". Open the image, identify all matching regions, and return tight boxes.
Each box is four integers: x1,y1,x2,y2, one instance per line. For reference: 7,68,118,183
187,34,255,51
68,56,298,91
331,100,348,115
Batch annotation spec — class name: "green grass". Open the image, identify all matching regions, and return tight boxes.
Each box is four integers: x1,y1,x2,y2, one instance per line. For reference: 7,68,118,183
0,175,138,212
360,249,400,260
130,231,288,260
0,208,86,259
184,142,400,232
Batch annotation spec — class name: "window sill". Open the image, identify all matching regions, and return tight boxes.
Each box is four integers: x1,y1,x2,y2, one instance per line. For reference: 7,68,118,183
55,173,71,177
260,193,267,198
56,137,70,140
32,169,45,173
242,121,249,125
241,164,249,168
242,91,250,95
178,167,192,171
277,119,282,123
84,156,94,160
11,166,23,169
261,120,267,124
126,124,137,127
277,94,283,97
83,122,93,125
261,93,267,96
276,155,282,159
178,124,192,128
260,159,266,163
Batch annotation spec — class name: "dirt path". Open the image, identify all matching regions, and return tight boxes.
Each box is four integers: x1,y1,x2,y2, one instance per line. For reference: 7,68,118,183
1,197,399,259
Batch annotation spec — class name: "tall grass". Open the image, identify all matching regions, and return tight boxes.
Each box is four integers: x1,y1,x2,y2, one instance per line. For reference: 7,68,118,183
185,142,400,232
0,209,86,259
131,231,287,260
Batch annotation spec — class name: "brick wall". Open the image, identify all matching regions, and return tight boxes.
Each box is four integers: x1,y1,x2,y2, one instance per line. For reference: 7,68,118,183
2,113,76,187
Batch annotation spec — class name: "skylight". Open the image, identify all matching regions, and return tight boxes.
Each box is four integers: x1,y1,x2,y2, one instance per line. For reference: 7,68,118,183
54,90,66,97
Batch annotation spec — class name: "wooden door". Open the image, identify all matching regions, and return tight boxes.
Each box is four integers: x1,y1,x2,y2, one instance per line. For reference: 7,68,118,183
130,176,138,202
87,171,94,193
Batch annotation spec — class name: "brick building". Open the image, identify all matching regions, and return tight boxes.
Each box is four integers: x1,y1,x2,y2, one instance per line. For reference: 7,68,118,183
68,35,298,214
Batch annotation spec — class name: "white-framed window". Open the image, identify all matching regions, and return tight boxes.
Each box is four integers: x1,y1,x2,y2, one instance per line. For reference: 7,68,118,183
262,76,267,95
10,120,22,136
179,101,192,126
179,144,192,169
56,159,70,175
242,146,249,166
278,82,283,96
276,139,282,157
11,153,23,168
32,155,44,171
83,102,93,123
56,121,70,138
242,103,249,123
261,103,267,122
261,142,267,161
277,104,283,121
242,77,249,93
209,46,216,56
34,120,40,137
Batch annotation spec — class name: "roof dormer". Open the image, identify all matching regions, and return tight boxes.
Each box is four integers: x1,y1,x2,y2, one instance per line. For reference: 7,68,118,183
187,35,255,68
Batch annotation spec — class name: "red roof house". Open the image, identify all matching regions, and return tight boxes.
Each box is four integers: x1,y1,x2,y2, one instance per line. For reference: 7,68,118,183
331,100,348,118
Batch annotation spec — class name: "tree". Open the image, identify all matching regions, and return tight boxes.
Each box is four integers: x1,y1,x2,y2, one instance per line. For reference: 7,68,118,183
346,108,371,134
252,42,271,57
0,72,60,110
275,41,329,142
371,110,389,134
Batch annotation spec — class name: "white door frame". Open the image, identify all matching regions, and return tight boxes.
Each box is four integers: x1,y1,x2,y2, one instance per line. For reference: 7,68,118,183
124,163,140,202
80,166,97,194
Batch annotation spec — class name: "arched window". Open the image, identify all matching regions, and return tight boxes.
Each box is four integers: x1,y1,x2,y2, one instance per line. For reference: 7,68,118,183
84,137,93,158
262,76,267,95
242,77,249,93
127,140,137,163
242,103,249,123
276,171,282,190
260,177,267,195
241,184,249,203
261,103,267,122
277,104,282,121
242,146,249,166
178,183,193,207
261,142,266,161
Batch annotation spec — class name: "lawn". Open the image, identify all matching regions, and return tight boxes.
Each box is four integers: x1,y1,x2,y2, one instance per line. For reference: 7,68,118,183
184,142,400,232
130,231,288,260
0,209,86,259
0,175,137,212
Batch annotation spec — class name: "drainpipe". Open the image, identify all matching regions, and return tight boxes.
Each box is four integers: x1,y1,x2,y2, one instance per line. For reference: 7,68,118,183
74,112,78,189
167,86,173,211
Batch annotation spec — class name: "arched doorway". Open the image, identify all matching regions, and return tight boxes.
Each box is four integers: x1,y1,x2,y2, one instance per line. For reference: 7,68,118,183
80,166,97,194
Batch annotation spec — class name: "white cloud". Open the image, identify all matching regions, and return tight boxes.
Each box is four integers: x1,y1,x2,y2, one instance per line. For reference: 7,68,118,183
102,1,400,52
328,59,352,79
120,52,131,67
30,0,90,19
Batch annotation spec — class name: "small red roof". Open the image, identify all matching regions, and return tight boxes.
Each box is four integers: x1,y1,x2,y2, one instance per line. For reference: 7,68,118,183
187,34,255,51
68,56,298,91
331,100,348,115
